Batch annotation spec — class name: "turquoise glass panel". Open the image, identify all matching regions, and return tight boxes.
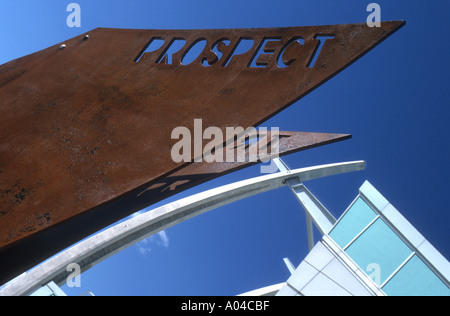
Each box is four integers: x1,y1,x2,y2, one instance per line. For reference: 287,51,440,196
329,197,377,248
345,218,412,284
383,255,450,296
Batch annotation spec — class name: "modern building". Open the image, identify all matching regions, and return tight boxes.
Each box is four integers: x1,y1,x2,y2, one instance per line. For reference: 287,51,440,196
273,180,450,296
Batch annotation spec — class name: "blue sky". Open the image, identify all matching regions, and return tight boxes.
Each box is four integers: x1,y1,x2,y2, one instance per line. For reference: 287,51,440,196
0,0,448,296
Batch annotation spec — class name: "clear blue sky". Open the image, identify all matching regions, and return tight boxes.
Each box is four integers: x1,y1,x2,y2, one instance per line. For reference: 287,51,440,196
0,0,448,296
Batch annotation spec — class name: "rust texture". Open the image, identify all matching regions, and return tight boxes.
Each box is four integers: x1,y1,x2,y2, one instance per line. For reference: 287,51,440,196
143,131,352,198
0,131,350,284
0,21,404,284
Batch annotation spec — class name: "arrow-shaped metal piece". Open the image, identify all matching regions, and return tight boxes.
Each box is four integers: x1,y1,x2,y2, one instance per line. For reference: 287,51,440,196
0,21,404,283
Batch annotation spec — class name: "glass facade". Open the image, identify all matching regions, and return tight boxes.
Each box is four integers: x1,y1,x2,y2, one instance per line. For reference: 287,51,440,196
329,188,450,296
345,218,412,285
383,255,450,296
329,198,377,248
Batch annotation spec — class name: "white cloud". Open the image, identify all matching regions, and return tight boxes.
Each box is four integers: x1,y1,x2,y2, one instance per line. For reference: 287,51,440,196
135,230,170,256
156,231,169,248
136,238,151,256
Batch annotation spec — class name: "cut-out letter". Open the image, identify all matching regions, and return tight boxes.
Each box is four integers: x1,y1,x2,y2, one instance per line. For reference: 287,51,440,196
182,39,207,65
250,38,282,68
135,38,166,62
223,38,254,67
156,38,187,65
307,35,335,68
278,37,306,68
202,39,231,67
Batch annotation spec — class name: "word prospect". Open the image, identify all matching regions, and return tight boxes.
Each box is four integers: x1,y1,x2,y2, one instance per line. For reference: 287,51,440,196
135,32,335,69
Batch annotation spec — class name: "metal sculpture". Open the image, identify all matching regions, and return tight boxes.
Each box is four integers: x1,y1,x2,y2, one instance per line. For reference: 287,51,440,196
0,21,404,284
0,130,350,285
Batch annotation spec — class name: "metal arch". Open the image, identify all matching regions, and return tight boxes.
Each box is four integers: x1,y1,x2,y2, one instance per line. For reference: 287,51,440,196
0,160,365,296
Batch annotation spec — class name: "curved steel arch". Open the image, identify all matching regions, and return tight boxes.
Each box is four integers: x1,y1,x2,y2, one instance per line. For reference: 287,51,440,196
1,160,365,296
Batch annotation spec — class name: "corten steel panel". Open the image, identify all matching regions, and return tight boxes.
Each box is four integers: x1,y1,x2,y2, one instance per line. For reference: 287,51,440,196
0,130,350,285
0,21,404,284
156,131,352,196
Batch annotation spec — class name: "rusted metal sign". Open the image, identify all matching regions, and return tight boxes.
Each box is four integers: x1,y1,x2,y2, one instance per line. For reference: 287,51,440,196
0,21,404,284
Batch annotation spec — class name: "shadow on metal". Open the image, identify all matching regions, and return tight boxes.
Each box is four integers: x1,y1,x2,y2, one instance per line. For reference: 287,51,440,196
0,21,404,285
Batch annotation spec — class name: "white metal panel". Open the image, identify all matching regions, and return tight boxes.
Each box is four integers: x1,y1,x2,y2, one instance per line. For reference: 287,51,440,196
380,203,426,249
304,241,335,271
321,258,373,296
285,261,319,293
300,273,352,296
